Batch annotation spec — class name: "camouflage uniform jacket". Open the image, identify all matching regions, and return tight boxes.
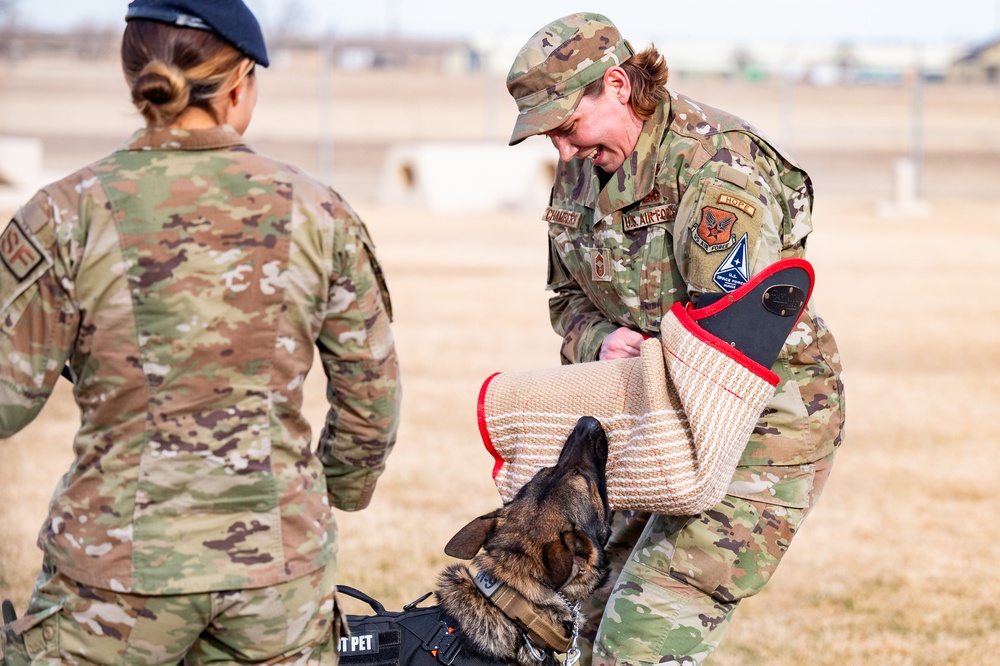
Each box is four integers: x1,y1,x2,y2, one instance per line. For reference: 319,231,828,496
0,126,401,595
545,90,845,509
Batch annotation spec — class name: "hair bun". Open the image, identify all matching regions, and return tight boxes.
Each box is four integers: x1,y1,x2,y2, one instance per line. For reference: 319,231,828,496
132,61,190,116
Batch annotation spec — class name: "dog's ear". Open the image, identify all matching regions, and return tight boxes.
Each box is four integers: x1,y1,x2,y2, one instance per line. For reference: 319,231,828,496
444,512,499,560
541,530,581,591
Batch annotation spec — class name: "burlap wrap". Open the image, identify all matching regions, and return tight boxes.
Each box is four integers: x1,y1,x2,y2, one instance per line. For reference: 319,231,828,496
478,303,779,515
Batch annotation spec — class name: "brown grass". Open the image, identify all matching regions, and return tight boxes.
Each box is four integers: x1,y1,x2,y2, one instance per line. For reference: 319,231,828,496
2,53,999,665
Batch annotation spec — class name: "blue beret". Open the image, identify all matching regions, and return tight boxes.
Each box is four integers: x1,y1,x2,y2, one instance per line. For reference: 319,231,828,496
125,0,269,67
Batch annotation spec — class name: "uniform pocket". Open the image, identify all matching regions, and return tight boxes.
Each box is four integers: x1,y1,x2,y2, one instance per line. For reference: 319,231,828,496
631,495,806,604
1,601,63,664
355,221,393,322
672,496,805,603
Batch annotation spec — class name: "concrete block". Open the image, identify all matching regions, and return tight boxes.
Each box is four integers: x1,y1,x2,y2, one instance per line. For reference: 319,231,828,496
875,157,931,217
377,141,557,213
0,136,43,188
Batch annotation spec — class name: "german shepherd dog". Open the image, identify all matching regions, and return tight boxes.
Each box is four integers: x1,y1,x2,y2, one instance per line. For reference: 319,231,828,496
435,416,612,666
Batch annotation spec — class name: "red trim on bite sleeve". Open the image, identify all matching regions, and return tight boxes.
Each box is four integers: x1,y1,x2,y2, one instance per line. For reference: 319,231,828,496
671,302,780,386
477,372,505,478
687,258,814,320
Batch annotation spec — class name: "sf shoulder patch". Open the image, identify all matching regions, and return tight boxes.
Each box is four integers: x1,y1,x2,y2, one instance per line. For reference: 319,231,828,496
1,218,44,281
0,216,53,324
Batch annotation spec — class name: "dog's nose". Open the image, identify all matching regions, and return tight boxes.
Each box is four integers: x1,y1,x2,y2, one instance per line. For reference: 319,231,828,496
570,416,607,446
559,416,609,469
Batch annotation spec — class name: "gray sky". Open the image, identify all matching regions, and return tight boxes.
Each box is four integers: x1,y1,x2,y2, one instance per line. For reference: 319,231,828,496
7,0,1000,46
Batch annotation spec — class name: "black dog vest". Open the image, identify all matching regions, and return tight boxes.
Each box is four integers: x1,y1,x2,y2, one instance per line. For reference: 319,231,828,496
337,586,500,666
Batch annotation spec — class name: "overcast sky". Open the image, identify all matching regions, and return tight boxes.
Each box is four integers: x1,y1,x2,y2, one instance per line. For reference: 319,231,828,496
7,0,1000,46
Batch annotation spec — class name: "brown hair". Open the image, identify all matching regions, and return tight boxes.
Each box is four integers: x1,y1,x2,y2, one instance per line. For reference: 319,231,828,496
584,45,670,120
121,20,250,127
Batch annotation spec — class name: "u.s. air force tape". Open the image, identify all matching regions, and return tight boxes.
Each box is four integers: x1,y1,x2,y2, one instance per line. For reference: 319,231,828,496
623,204,676,232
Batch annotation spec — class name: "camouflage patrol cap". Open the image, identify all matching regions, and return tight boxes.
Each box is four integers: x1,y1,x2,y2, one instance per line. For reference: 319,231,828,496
506,13,634,146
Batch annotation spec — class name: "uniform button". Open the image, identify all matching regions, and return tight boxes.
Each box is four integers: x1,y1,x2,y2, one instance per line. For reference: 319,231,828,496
43,624,56,640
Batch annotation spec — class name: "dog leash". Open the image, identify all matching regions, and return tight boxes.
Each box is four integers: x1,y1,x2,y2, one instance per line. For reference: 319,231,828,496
518,598,581,666
562,597,582,666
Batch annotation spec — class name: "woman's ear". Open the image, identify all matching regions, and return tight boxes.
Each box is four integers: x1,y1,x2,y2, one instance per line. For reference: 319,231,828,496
229,61,253,104
604,66,632,104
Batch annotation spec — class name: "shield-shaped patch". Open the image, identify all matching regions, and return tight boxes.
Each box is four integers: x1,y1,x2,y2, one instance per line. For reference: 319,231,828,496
693,206,738,253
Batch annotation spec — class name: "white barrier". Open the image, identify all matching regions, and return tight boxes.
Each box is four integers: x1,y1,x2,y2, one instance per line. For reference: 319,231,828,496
0,136,43,189
875,157,931,217
377,141,557,213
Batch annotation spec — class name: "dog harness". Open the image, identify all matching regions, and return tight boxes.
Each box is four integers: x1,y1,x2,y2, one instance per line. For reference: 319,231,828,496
337,585,497,666
336,582,580,666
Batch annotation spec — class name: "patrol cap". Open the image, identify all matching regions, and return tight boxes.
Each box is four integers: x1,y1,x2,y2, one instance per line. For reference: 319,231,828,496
125,0,270,67
506,13,633,146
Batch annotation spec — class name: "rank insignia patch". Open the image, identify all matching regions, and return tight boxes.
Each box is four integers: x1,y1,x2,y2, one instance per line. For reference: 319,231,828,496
712,233,750,292
693,206,737,253
590,247,612,282
1,219,44,281
639,186,664,206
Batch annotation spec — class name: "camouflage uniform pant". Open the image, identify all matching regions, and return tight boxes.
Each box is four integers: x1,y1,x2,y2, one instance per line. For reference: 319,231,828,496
579,454,835,666
0,558,341,665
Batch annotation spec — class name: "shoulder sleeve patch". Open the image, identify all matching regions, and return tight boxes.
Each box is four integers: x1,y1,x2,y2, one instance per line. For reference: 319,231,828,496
355,219,393,323
682,178,763,294
1,218,45,281
1,216,54,322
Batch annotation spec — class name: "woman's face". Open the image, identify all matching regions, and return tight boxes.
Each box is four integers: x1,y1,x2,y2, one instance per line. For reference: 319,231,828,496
544,70,643,173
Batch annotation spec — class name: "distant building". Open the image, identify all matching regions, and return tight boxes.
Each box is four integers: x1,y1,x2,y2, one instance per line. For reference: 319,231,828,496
949,37,1000,83
655,39,967,83
0,28,117,59
0,28,481,74
269,35,480,73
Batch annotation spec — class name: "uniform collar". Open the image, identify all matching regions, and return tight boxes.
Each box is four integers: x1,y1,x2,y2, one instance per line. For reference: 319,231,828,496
586,97,671,220
120,125,248,152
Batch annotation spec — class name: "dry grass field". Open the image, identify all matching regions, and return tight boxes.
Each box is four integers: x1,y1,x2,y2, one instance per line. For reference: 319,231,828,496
2,52,999,664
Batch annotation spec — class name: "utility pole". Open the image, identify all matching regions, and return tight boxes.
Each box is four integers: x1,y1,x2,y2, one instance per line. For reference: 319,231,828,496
318,31,335,186
910,49,924,200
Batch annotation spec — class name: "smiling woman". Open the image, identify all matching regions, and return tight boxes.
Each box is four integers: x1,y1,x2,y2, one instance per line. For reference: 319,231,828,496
543,49,668,173
503,11,845,665
542,69,643,173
